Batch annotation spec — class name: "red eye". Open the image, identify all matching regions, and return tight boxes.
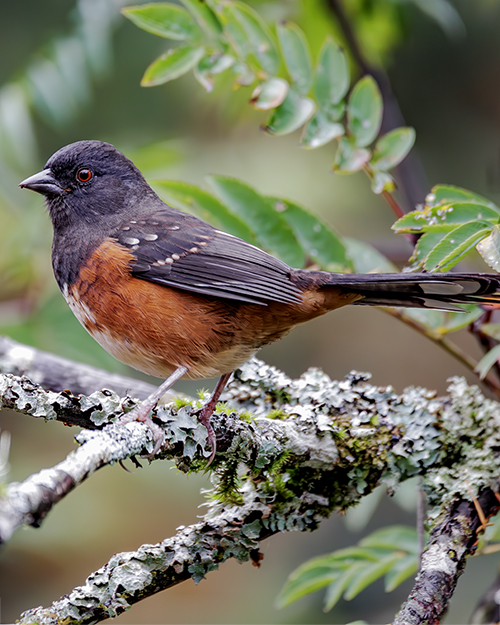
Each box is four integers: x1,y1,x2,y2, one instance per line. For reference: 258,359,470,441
77,168,92,183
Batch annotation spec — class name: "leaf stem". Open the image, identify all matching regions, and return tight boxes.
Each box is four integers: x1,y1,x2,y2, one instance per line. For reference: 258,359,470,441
382,307,500,398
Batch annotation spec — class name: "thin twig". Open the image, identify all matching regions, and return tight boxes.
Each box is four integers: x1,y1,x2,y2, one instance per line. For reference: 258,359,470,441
382,307,500,397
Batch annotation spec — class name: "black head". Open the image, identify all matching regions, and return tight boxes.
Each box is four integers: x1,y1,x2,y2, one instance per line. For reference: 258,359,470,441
19,140,156,230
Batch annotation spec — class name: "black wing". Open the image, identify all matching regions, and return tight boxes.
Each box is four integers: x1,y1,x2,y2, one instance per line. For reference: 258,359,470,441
112,209,302,306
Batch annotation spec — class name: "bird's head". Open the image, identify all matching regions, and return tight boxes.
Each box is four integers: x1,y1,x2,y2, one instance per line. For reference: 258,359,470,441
19,140,154,229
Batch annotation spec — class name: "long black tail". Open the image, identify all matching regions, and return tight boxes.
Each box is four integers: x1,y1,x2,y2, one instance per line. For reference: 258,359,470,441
327,272,500,311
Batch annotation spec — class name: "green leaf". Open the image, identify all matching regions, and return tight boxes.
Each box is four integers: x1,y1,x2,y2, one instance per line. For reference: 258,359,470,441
481,323,500,342
436,306,483,335
194,52,235,92
268,197,352,271
407,232,447,270
423,221,493,272
426,184,500,211
123,3,202,41
180,0,222,39
347,75,383,147
315,37,350,115
385,553,418,592
393,203,499,234
276,563,342,608
344,238,397,273
476,224,500,272
403,308,446,334
277,22,313,96
141,45,206,86
371,171,395,194
333,136,371,173
371,127,416,171
476,344,500,380
300,111,344,149
264,88,315,136
344,553,404,600
220,2,280,75
152,179,256,243
360,526,419,553
207,175,305,267
232,61,255,86
250,78,289,110
324,563,365,611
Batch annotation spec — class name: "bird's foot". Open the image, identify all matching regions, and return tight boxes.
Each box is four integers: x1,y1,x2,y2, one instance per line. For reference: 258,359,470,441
196,404,217,467
120,402,166,457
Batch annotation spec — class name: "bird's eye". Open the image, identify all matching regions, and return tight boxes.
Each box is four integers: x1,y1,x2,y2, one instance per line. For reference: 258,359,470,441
77,168,93,183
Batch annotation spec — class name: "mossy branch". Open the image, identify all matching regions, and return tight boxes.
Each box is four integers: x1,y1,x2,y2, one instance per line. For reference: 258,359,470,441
3,355,500,622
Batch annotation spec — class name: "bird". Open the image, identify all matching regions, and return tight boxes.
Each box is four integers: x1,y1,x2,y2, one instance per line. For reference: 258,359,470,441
19,140,500,464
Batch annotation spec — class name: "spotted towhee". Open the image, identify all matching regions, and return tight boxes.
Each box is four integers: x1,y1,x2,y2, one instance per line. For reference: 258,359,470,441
19,140,500,463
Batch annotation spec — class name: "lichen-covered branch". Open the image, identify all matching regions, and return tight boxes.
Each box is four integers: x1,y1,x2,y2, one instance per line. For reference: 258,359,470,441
0,420,155,544
394,490,500,625
0,334,158,399
3,358,500,623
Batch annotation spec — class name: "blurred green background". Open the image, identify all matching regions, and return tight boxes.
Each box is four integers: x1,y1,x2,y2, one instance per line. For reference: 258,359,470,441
2,0,500,622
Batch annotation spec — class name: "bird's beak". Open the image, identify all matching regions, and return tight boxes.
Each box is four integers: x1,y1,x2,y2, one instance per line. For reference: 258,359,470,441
19,169,63,196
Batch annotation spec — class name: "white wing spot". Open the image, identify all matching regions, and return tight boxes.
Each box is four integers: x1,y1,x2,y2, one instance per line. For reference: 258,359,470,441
144,234,158,241
124,237,140,245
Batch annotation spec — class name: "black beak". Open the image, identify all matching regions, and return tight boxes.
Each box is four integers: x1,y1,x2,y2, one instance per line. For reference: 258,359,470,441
19,169,63,196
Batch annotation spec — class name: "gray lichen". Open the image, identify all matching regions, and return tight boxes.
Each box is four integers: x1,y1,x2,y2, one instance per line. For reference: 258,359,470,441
3,357,500,623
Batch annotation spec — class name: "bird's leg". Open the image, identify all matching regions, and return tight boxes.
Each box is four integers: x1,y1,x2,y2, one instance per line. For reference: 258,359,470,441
120,365,188,455
197,372,232,466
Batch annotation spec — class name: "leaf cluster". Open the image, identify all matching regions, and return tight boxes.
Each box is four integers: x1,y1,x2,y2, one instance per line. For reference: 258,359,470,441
122,0,415,191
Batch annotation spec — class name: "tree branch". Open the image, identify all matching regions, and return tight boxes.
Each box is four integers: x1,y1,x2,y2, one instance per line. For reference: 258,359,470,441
3,357,500,622
0,334,158,399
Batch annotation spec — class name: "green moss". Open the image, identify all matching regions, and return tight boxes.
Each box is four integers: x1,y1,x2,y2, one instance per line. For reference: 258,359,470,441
267,409,287,420
173,397,192,409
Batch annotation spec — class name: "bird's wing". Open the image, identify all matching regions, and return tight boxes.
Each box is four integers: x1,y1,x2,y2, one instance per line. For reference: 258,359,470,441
112,210,302,305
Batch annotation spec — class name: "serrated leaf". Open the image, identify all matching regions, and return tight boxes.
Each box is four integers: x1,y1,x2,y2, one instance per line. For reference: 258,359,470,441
220,2,280,75
194,52,235,91
207,175,305,267
300,111,344,149
123,3,202,41
152,179,256,243
477,224,500,272
423,221,493,272
141,45,206,86
393,203,499,234
371,127,416,171
475,344,500,380
277,22,312,95
344,553,404,600
315,36,349,115
344,237,397,273
426,184,500,211
250,78,288,110
268,197,352,271
481,323,500,341
347,75,383,148
384,553,418,592
333,136,370,173
264,88,315,136
371,171,395,194
180,0,222,39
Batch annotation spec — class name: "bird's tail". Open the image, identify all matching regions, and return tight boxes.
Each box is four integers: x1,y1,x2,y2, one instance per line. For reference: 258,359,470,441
323,272,500,312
